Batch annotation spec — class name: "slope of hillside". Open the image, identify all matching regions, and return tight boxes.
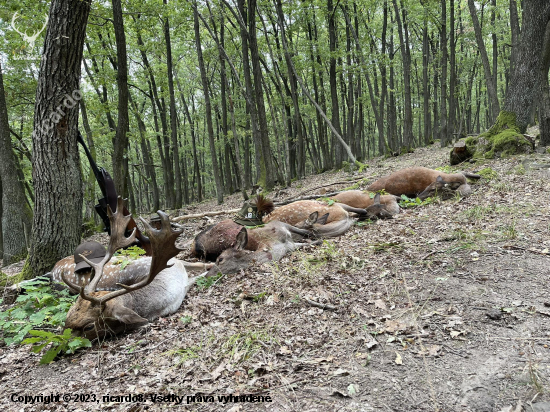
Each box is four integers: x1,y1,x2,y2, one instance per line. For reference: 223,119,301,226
2,144,550,411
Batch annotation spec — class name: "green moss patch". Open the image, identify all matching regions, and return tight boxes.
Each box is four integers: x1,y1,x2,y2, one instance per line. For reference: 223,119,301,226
451,112,532,164
477,167,498,181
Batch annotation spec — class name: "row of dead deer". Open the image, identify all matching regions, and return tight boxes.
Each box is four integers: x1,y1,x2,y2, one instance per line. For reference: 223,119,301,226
34,166,478,341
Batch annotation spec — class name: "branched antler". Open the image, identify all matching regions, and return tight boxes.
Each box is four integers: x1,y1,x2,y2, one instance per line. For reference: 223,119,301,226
62,197,183,307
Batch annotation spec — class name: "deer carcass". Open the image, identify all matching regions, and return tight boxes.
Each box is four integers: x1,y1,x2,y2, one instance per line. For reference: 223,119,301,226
367,167,480,199
61,197,199,340
331,191,400,216
192,218,313,261
206,223,318,276
262,200,354,237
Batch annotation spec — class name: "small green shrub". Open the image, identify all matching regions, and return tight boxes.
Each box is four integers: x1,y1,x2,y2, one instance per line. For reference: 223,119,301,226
478,167,499,181
114,246,146,269
0,277,76,346
22,329,91,364
398,195,435,208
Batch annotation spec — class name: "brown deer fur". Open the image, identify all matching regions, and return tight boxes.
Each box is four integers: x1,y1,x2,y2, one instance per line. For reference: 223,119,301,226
367,167,479,198
331,191,400,215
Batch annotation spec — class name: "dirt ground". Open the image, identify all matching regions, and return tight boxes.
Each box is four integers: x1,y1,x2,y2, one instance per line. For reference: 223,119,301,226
1,143,550,412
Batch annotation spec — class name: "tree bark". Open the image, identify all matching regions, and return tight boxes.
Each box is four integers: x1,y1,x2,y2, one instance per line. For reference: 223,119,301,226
439,0,448,146
163,0,182,208
467,0,500,123
539,20,550,146
111,0,130,199
0,62,33,266
26,0,90,278
392,0,414,150
504,0,550,132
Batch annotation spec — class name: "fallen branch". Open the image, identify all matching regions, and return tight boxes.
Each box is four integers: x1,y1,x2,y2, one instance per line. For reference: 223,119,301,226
502,245,550,257
303,297,337,311
293,177,373,198
274,192,341,206
172,208,240,222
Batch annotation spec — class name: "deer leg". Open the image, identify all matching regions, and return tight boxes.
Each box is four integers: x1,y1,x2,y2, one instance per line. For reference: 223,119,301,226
182,261,215,271
338,204,368,217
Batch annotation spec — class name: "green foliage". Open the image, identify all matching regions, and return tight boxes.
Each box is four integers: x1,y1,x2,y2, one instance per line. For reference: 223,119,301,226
398,195,435,208
114,246,146,270
0,278,76,346
21,328,91,364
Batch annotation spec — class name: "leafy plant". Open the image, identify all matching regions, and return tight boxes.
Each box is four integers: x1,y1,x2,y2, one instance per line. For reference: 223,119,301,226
398,195,434,208
114,246,146,269
21,328,91,364
0,277,76,346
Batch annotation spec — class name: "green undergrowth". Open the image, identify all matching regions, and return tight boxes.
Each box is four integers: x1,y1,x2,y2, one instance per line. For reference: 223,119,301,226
477,167,499,181
0,277,90,364
398,195,436,208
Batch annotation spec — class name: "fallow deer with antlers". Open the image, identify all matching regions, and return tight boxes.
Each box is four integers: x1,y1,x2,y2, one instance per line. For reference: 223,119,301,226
61,197,200,340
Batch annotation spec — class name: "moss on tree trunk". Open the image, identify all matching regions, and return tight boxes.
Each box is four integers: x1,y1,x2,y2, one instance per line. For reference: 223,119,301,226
450,111,532,163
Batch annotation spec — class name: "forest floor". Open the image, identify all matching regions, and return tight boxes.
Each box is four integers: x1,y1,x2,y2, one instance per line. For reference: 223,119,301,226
1,143,550,412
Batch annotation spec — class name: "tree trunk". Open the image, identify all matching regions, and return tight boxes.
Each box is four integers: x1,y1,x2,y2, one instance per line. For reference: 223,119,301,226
539,20,550,146
504,0,550,132
193,5,223,204
439,0,448,146
467,0,500,123
392,0,413,150
111,0,130,199
163,0,182,208
328,0,343,167
0,62,33,267
26,0,90,278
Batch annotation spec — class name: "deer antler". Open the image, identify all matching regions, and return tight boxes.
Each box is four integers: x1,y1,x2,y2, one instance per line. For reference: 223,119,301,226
61,197,137,305
64,199,183,306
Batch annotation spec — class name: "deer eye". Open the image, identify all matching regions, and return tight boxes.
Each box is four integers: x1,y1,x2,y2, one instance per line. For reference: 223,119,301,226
83,323,95,332
218,257,224,263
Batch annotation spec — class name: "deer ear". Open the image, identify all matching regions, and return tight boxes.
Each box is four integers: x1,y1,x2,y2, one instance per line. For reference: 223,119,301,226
235,227,248,251
373,193,381,204
317,213,330,225
111,305,148,325
307,211,319,225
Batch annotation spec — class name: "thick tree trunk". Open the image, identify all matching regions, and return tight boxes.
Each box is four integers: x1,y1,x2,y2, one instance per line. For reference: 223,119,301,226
26,0,90,278
0,63,33,267
504,0,550,132
539,20,550,146
193,5,223,204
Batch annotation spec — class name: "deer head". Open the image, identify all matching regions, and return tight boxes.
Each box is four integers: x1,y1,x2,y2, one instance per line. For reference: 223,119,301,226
11,12,48,51
206,227,271,276
418,176,458,200
62,197,184,339
364,193,393,219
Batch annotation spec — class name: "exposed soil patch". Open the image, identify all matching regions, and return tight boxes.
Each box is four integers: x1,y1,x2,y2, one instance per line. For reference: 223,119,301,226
1,144,550,411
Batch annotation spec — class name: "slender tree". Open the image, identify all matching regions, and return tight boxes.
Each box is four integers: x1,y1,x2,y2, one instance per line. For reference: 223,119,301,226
0,63,33,267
